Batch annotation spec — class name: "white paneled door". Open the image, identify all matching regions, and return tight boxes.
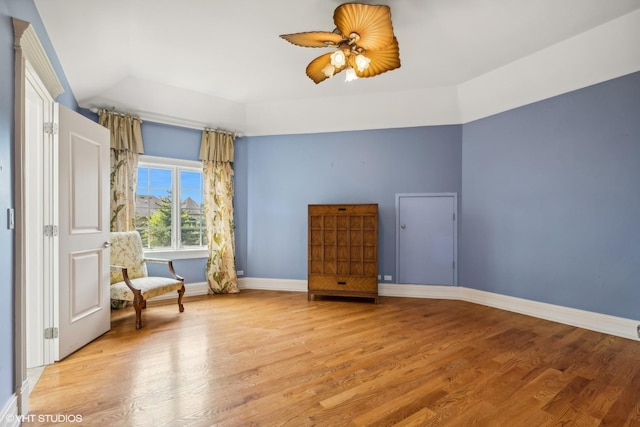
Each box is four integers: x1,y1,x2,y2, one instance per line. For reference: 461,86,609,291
57,105,110,360
396,193,457,285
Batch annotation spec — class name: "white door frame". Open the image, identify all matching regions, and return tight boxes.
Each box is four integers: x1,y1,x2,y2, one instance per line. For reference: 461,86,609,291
395,192,458,285
24,64,58,369
13,18,65,416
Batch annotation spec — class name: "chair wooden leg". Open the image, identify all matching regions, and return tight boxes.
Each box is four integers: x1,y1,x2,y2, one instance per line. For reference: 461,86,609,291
133,293,144,330
177,283,185,313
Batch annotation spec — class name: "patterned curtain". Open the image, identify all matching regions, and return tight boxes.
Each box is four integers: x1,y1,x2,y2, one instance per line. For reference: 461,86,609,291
200,129,239,294
98,109,144,232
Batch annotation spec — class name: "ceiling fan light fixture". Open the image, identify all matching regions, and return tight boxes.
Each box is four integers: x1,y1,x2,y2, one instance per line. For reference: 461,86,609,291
280,3,401,84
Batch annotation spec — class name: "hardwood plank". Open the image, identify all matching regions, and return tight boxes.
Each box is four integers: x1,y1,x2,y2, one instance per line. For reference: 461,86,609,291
24,290,640,426
599,369,640,426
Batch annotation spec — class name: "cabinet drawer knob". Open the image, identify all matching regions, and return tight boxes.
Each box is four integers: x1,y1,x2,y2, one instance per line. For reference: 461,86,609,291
337,281,347,285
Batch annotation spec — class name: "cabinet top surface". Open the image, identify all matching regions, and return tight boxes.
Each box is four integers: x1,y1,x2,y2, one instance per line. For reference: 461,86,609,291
308,203,378,208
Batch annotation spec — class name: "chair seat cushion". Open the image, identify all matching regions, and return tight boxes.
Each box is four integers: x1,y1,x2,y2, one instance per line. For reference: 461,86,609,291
111,277,184,301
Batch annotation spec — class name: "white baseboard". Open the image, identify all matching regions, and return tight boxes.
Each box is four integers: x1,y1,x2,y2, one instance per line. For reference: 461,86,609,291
379,283,465,300
460,287,640,342
239,278,640,341
238,277,306,292
18,379,28,419
0,393,20,427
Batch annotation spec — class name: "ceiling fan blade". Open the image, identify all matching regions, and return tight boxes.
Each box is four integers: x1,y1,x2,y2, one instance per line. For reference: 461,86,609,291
351,37,401,78
333,3,394,51
280,31,345,48
306,52,345,84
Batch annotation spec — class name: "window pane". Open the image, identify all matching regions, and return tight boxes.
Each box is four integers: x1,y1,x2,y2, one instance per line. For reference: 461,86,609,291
148,225,172,248
137,168,149,188
180,170,205,247
181,170,202,191
136,166,173,249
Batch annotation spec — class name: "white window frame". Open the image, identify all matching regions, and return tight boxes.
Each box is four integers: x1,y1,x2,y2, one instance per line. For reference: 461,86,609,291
137,155,207,259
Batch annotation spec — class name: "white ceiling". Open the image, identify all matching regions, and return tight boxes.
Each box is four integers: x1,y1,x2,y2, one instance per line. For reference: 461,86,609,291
35,0,640,135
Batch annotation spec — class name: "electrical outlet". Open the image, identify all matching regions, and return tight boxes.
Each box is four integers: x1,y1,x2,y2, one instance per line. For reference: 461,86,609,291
237,270,244,276
384,275,392,281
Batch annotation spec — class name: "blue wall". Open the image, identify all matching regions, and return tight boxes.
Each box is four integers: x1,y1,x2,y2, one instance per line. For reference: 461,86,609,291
138,121,202,161
236,126,463,280
0,0,77,410
460,72,640,319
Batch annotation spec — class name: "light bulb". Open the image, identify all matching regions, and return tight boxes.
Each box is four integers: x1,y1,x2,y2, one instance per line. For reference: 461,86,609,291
355,54,371,72
330,50,346,68
345,67,358,82
322,64,336,78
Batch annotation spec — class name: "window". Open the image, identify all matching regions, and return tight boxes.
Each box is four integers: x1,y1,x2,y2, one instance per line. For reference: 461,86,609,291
135,156,206,256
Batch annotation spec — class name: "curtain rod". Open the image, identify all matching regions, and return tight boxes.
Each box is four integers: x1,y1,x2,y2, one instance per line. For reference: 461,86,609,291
89,107,143,122
88,107,240,137
203,127,238,138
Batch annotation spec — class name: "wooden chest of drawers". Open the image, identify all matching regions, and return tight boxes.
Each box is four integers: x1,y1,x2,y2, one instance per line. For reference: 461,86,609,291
308,204,378,303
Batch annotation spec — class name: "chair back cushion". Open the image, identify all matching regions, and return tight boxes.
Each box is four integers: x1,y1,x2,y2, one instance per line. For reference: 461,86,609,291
110,231,148,284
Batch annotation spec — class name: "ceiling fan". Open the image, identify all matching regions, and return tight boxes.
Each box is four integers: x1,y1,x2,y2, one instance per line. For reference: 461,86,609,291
280,3,401,84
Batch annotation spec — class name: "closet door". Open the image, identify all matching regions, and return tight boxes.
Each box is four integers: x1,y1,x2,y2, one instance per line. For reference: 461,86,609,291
396,194,457,285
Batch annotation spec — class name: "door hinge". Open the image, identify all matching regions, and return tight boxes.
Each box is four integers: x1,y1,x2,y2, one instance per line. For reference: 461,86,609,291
453,213,456,221
44,225,59,237
44,327,59,339
452,260,456,270
44,122,58,135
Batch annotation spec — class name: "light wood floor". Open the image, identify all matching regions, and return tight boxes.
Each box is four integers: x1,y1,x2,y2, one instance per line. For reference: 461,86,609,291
27,290,640,426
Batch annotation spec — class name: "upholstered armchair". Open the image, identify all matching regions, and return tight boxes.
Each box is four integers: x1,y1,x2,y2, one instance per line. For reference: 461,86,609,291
110,231,185,329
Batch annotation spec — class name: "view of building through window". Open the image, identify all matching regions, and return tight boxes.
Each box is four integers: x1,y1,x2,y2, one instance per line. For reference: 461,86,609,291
135,163,205,249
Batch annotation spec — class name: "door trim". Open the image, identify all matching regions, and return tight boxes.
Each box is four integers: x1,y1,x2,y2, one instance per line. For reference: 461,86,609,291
13,18,64,417
395,193,458,286
24,65,58,369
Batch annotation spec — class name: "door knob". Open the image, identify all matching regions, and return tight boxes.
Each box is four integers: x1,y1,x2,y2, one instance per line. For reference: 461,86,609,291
400,224,406,229
103,241,111,248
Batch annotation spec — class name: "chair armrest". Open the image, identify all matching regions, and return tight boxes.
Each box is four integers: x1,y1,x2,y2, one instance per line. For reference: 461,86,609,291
143,258,184,282
109,265,143,294
143,258,170,264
